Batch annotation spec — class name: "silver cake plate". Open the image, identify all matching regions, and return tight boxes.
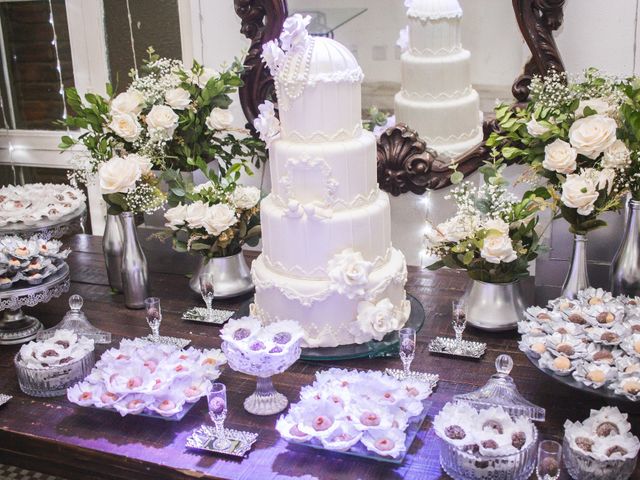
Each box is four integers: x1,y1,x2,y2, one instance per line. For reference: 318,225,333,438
186,425,258,458
0,394,11,407
384,369,439,390
182,307,234,325
140,334,191,349
428,336,487,359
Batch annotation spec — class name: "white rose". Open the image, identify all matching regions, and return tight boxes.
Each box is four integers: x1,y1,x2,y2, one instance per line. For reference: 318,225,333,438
191,67,218,88
164,87,190,110
526,117,550,137
327,249,373,299
164,204,188,230
438,214,479,242
279,14,311,52
602,139,630,168
568,114,618,159
356,298,399,341
230,186,261,210
127,153,153,175
110,90,143,115
253,100,280,146
261,40,286,74
108,113,141,142
202,203,238,236
193,181,214,194
542,139,577,174
483,218,510,235
480,233,517,264
396,26,409,53
576,98,614,118
205,108,234,131
146,105,179,140
561,173,599,215
98,156,141,194
185,201,209,228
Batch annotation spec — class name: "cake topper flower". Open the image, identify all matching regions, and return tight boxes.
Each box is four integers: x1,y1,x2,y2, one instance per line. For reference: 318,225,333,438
396,26,409,54
279,14,311,53
261,40,286,75
253,100,281,147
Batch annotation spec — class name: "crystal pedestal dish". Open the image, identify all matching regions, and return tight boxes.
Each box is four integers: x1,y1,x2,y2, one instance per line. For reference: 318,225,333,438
0,204,86,240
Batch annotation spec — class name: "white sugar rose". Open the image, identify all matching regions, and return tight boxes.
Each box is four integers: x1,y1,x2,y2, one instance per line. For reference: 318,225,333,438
146,105,179,140
568,114,617,159
164,87,190,110
231,185,261,209
99,156,141,194
110,90,143,116
576,98,614,118
127,153,153,175
602,139,630,168
561,173,599,216
205,108,234,131
108,113,141,142
202,203,238,236
327,249,374,299
164,204,188,230
483,218,510,235
542,139,577,174
526,117,550,137
356,298,399,341
185,200,209,228
253,100,280,147
480,233,517,264
279,14,311,52
261,40,286,74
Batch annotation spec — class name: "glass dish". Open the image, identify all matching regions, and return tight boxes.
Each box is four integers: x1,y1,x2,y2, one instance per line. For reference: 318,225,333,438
439,428,538,480
85,400,198,422
562,437,637,480
14,350,94,397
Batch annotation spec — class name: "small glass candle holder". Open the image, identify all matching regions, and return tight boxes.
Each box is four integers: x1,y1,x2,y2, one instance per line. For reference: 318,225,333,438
399,327,416,375
144,297,162,341
537,439,562,480
199,273,215,322
452,299,467,352
207,383,230,450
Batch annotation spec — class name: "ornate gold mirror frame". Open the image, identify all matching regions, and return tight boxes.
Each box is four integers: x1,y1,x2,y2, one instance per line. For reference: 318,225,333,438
233,0,566,193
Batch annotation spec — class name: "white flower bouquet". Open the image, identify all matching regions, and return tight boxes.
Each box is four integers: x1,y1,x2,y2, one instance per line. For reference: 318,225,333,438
426,164,549,283
488,69,629,235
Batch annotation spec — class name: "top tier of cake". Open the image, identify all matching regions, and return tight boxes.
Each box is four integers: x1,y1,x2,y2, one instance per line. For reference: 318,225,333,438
275,37,364,143
407,0,463,56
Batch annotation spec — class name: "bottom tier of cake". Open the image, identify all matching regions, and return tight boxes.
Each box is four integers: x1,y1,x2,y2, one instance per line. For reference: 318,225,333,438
251,248,410,348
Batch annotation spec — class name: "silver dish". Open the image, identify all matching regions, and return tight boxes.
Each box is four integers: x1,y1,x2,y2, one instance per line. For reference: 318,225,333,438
182,307,234,325
428,336,487,359
139,334,190,349
0,393,11,407
186,424,258,457
0,204,86,240
384,368,439,390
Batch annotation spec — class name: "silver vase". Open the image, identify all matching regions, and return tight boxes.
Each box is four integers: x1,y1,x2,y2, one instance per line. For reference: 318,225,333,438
561,234,590,299
463,279,527,331
611,199,640,296
189,252,254,299
102,214,123,292
120,212,149,309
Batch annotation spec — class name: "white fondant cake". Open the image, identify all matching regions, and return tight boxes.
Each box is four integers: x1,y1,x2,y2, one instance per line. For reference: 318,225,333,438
253,15,410,348
395,0,483,159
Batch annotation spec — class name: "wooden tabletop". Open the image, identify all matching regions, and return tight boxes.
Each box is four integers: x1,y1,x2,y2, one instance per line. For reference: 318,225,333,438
0,234,638,480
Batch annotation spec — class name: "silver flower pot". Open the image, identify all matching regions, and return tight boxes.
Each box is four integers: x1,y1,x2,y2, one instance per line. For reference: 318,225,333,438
463,279,527,331
611,199,640,297
102,213,124,292
561,233,590,299
189,252,254,299
120,212,149,309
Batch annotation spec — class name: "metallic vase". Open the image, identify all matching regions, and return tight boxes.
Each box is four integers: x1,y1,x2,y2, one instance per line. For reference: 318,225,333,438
463,279,527,331
561,234,590,299
611,199,640,296
119,212,149,309
189,252,254,299
102,213,123,292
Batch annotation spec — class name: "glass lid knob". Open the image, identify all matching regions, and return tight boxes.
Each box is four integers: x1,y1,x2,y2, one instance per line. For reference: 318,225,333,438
69,294,83,311
495,354,513,375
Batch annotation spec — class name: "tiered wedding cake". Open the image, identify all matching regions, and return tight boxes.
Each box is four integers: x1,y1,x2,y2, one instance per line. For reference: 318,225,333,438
395,0,483,159
252,15,410,348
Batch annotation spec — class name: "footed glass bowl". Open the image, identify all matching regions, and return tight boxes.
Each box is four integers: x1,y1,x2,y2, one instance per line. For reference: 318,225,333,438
15,350,94,397
438,428,538,480
563,437,637,480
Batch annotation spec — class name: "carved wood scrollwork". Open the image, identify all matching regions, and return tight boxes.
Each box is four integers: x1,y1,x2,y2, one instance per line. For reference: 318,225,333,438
234,0,287,132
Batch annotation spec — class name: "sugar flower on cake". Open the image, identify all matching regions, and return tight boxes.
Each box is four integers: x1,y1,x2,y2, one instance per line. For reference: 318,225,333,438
279,14,311,53
262,40,286,75
327,249,374,299
356,298,401,341
254,100,281,147
396,26,409,53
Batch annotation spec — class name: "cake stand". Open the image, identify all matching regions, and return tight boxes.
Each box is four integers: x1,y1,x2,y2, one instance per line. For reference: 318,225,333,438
0,204,86,239
231,293,426,361
0,263,70,345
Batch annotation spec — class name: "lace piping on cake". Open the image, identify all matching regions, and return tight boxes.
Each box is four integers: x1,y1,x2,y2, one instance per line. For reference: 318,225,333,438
401,86,472,101
408,44,462,57
263,247,393,280
281,123,363,143
424,125,483,145
279,154,338,208
407,9,462,21
272,188,379,212
307,68,364,86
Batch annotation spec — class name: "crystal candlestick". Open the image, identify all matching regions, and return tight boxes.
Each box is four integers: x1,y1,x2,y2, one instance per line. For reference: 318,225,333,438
536,440,562,480
208,383,231,450
199,273,215,323
399,327,416,375
144,297,162,341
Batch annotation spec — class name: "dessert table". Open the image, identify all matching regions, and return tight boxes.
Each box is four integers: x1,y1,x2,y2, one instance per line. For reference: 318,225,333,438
0,234,638,480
